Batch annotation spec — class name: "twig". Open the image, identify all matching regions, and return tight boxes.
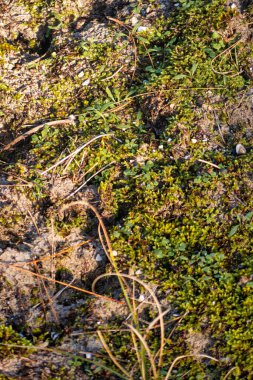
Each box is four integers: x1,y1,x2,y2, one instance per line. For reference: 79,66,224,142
66,161,115,199
1,119,75,152
13,240,92,267
197,159,221,169
223,367,237,380
11,265,123,304
165,354,218,380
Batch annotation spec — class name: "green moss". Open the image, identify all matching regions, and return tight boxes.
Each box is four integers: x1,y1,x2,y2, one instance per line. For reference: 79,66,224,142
1,0,253,377
0,325,33,358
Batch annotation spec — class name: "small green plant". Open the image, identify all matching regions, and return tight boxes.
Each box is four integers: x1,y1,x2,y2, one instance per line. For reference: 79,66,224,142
0,325,33,358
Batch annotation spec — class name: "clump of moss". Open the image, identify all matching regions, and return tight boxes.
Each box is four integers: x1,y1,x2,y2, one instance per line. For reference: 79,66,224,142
0,325,33,358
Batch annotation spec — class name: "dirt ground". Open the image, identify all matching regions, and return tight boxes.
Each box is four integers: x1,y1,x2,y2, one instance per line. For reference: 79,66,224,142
0,1,172,378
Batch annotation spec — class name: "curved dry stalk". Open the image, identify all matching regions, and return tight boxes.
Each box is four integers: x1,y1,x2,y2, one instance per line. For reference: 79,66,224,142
92,273,165,369
97,330,132,379
126,324,158,379
41,133,114,175
154,311,189,363
58,201,133,313
58,201,114,263
130,330,144,379
223,367,238,380
1,119,75,152
66,161,115,199
146,307,172,334
165,354,219,380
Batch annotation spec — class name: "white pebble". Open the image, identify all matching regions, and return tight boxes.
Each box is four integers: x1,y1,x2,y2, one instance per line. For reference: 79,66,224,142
138,294,145,302
158,145,164,150
82,78,90,86
191,138,197,144
78,71,84,78
131,16,139,26
135,269,142,275
96,254,103,262
236,143,246,155
112,250,118,257
137,26,148,33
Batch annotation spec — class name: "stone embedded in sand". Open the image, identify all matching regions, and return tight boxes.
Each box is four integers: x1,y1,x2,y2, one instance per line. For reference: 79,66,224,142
236,143,246,155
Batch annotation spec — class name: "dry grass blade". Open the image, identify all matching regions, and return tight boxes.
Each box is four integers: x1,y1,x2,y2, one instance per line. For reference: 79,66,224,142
66,161,115,199
41,133,114,175
197,159,221,170
92,273,165,369
13,240,93,266
97,330,131,379
165,354,219,380
130,329,144,379
10,265,123,304
58,201,114,262
1,119,75,152
145,307,172,334
58,200,133,313
101,65,125,81
107,16,138,79
211,38,242,76
126,323,158,379
223,367,237,380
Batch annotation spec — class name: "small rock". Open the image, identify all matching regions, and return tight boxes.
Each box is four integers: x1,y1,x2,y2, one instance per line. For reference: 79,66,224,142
112,250,118,257
230,3,237,10
96,254,103,262
137,26,148,33
138,294,145,302
236,143,246,155
131,16,139,26
68,114,76,121
78,71,84,78
191,138,197,144
82,78,90,86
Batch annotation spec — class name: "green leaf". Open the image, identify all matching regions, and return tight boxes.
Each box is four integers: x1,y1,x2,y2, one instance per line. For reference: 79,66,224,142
204,48,216,58
173,74,187,80
105,87,115,102
245,211,253,221
154,249,164,258
228,224,239,237
178,242,187,251
190,63,198,76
